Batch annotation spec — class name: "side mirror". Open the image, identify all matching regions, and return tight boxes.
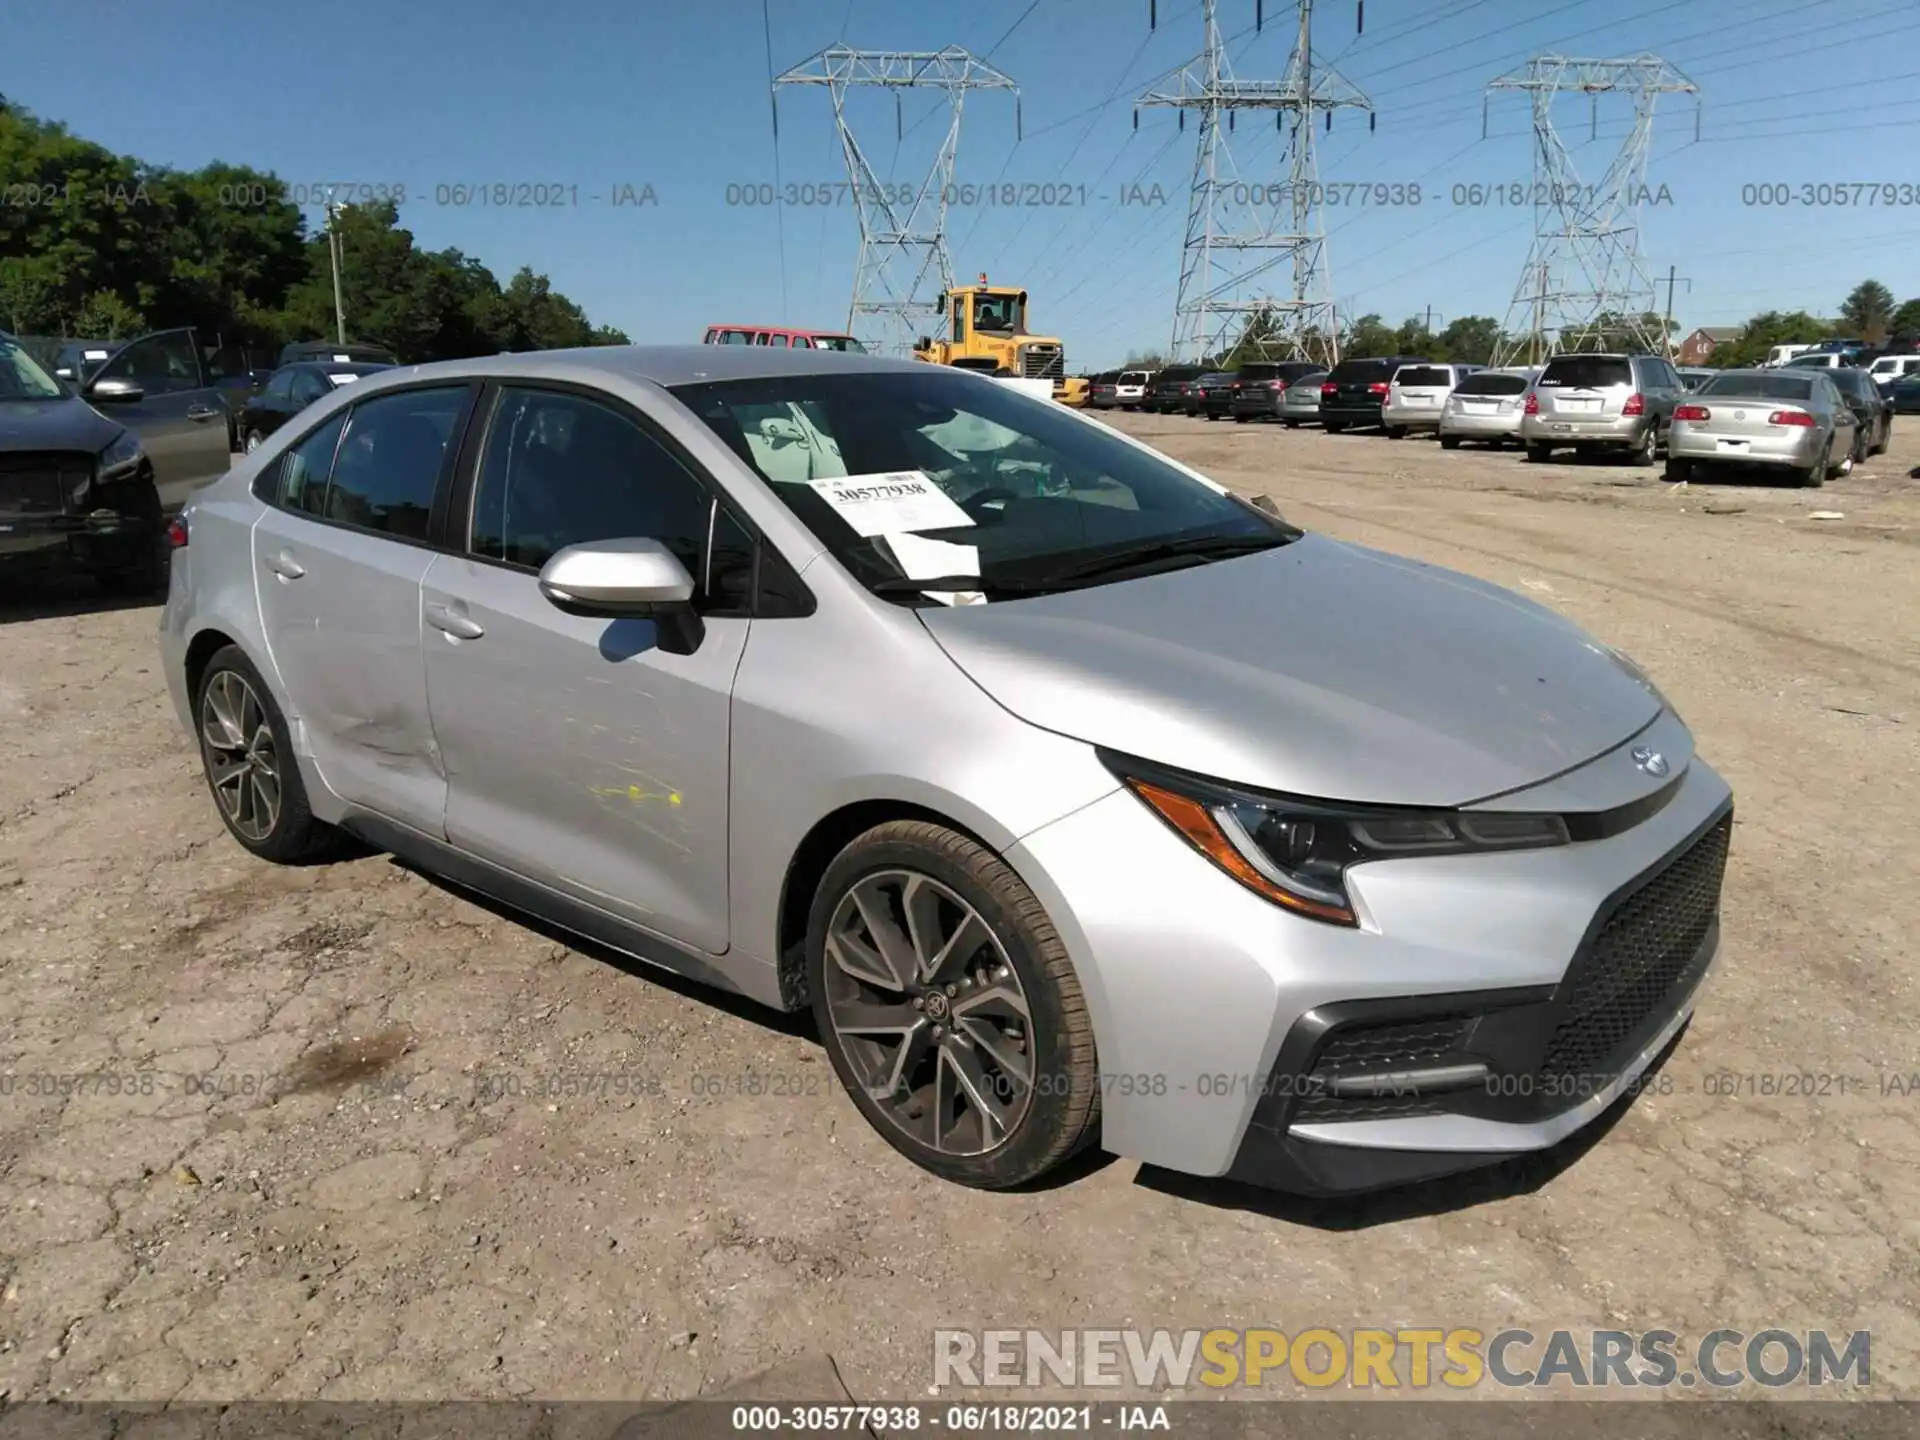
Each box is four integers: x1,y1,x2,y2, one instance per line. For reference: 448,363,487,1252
537,538,695,618
87,376,145,404
54,366,74,380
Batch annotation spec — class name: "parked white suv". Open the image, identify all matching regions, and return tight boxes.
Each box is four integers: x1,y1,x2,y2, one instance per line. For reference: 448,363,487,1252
1382,363,1478,438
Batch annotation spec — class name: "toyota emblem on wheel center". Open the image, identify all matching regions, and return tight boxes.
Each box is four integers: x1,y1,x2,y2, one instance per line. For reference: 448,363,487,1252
1632,746,1670,777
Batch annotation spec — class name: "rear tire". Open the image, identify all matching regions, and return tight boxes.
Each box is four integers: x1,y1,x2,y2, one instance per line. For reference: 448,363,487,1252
1628,423,1659,467
1526,443,1553,463
1233,414,1249,424
1871,417,1890,456
1283,418,1300,429
1797,439,1829,489
1322,422,1346,434
1439,435,1461,451
1384,425,1407,439
1663,457,1694,484
807,821,1101,1190
194,646,346,864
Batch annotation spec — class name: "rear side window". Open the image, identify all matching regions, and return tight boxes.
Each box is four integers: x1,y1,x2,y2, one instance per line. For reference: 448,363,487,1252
1453,372,1529,396
1395,366,1454,387
278,413,346,515
1537,356,1632,388
325,386,467,541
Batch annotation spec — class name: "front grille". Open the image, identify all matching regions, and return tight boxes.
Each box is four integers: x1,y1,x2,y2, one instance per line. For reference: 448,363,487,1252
0,451,88,516
1293,1014,1473,1123
1021,346,1064,380
1538,814,1731,1084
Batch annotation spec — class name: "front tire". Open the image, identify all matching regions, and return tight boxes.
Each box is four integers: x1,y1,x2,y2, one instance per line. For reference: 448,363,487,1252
244,429,264,453
1384,424,1407,440
195,646,344,864
1526,442,1553,463
807,821,1100,1190
1797,438,1829,489
1628,423,1659,467
1323,421,1346,434
1439,435,1461,451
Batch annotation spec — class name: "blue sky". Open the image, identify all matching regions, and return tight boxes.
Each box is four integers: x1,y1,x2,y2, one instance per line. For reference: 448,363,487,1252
9,0,1920,369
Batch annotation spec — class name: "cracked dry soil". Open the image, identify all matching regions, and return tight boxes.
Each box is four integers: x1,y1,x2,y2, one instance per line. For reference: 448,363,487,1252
0,416,1915,1406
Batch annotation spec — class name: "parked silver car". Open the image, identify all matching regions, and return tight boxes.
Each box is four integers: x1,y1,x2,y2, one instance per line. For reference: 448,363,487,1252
1665,369,1857,488
161,346,1732,1196
1382,363,1477,437
1520,352,1685,465
1438,368,1537,449
1280,371,1328,427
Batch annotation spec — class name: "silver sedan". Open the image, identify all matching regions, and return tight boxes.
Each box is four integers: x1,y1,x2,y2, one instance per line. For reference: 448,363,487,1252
1280,371,1327,426
1665,370,1857,487
161,345,1732,1196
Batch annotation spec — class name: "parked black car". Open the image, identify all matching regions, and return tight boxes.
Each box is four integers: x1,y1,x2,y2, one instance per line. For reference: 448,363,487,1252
1148,366,1205,413
237,361,394,452
1,327,231,595
1888,377,1920,415
1318,355,1430,432
1229,360,1324,421
1825,364,1893,461
1189,371,1239,419
277,340,400,367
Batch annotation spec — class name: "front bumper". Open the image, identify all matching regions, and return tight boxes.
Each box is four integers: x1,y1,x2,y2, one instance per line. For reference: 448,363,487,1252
1521,412,1649,446
1667,425,1822,467
1007,712,1733,1190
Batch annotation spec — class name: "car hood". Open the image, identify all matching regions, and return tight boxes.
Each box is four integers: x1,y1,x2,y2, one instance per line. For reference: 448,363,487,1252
917,533,1664,807
0,395,122,453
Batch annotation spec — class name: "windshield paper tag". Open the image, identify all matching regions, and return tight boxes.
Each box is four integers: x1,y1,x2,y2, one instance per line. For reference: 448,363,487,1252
810,471,974,538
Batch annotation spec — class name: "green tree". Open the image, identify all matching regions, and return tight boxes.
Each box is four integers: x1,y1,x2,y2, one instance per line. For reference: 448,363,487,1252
1434,315,1502,365
1343,314,1395,357
1839,279,1895,342
1889,298,1920,347
70,290,145,337
1392,315,1435,356
1704,310,1829,368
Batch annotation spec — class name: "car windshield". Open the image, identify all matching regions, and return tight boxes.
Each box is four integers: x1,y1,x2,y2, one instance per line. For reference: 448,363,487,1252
1538,356,1633,388
0,338,66,399
1698,374,1815,401
1452,372,1529,396
673,369,1296,602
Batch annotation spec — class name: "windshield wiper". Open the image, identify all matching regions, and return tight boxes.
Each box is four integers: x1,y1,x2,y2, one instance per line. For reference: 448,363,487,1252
1033,532,1290,586
868,574,1057,598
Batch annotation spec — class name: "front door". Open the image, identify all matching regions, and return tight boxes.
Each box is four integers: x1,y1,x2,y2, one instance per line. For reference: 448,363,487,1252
421,384,746,954
252,384,474,834
87,329,231,512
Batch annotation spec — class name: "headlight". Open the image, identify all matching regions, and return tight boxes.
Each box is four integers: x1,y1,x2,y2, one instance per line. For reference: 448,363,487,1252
97,430,145,481
1103,754,1570,927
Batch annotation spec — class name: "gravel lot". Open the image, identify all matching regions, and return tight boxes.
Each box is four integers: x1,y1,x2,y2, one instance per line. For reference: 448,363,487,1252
1,413,1915,1406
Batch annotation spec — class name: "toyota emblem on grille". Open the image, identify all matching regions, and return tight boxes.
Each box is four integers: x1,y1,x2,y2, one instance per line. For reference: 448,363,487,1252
1631,746,1670,777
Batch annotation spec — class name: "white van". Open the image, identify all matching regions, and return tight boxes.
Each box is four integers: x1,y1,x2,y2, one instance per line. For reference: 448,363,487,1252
1762,343,1815,368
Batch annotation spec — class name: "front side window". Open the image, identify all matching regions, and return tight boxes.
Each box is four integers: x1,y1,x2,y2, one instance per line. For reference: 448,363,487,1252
470,386,714,577
674,369,1293,602
324,386,466,540
263,370,295,402
291,371,330,405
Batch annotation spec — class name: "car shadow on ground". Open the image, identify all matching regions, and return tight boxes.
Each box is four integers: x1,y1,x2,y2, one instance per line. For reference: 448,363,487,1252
1132,1025,1686,1227
0,577,164,624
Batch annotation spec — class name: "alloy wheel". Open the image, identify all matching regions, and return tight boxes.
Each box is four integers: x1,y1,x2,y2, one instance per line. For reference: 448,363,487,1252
245,431,262,453
821,869,1033,1157
200,670,281,842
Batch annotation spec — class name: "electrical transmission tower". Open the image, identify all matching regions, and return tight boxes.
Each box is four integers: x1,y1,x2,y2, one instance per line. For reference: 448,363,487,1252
773,46,1019,355
1137,0,1370,367
1485,55,1699,366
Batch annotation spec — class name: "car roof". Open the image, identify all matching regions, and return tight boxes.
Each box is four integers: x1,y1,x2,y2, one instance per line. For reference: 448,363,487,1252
287,344,933,390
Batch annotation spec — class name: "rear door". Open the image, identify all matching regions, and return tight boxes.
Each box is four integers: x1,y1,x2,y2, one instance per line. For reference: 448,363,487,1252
252,382,477,835
1532,354,1634,422
1390,363,1455,413
86,329,231,512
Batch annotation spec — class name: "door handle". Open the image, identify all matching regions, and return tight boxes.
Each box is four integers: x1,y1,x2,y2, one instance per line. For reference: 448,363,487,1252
186,405,222,421
425,602,485,640
266,551,305,579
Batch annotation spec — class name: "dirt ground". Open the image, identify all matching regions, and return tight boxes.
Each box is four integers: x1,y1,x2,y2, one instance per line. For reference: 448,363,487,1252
1,413,1916,1407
